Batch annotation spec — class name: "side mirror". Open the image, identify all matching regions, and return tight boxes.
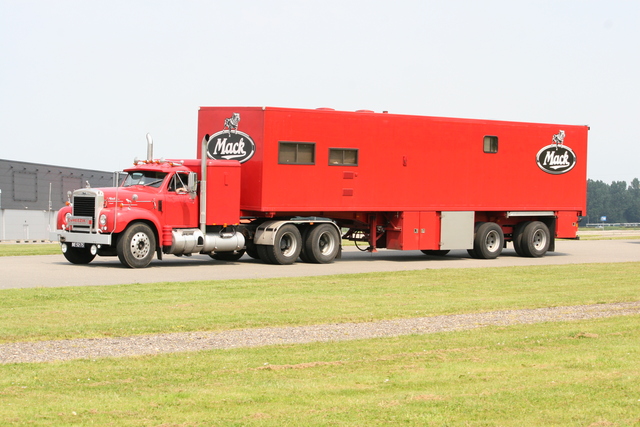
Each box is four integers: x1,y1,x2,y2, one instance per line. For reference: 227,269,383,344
187,172,198,199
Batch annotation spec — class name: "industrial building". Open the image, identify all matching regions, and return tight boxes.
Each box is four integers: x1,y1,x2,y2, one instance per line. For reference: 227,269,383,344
0,159,113,241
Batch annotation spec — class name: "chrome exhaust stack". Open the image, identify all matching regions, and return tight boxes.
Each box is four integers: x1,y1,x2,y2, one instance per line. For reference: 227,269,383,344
146,133,153,161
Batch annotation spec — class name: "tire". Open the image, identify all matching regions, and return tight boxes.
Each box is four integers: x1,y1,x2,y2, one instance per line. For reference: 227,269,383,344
468,222,503,259
303,224,341,263
117,223,156,268
245,243,260,260
520,221,551,257
298,226,313,263
210,250,245,261
256,244,275,264
421,250,450,256
62,244,96,264
257,224,302,265
512,221,530,257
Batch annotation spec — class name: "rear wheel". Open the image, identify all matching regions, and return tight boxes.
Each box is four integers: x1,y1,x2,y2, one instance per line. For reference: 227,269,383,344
519,221,550,257
512,221,530,257
62,243,96,264
245,241,260,259
257,224,302,265
117,223,156,268
303,224,341,263
468,222,503,259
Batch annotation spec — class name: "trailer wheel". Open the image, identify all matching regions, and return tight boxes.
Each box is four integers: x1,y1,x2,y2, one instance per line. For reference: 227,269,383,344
304,224,341,263
512,221,530,257
117,223,156,268
258,224,302,265
210,250,245,261
468,222,503,259
520,221,550,257
62,244,96,264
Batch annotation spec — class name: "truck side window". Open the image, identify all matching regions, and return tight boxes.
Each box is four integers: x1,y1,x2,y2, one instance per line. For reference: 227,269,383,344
329,148,358,166
169,173,189,193
483,136,498,153
279,142,315,164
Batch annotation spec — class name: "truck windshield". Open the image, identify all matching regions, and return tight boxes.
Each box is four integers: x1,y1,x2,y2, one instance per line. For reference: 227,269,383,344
122,171,168,188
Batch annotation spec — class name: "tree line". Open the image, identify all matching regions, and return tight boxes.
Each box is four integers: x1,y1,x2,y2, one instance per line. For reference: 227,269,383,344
586,178,640,225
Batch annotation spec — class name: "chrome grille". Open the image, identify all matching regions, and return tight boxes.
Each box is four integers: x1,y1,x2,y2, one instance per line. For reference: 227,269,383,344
73,196,96,222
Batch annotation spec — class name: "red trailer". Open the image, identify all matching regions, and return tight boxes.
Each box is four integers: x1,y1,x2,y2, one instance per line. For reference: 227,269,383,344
52,107,588,268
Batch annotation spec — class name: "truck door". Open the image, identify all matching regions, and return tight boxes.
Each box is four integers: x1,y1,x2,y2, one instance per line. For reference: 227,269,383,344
163,172,198,227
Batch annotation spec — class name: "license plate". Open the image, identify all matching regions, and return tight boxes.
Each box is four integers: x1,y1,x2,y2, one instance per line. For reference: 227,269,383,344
68,216,92,226
71,242,85,248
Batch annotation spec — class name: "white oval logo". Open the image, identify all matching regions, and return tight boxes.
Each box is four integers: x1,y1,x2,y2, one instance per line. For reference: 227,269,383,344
206,130,256,163
536,144,576,174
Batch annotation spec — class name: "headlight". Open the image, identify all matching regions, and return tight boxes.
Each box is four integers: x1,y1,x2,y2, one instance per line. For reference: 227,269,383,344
65,212,72,223
99,214,107,226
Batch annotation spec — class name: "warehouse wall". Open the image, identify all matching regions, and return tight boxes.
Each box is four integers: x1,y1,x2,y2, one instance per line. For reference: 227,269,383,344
0,159,113,241
0,209,56,241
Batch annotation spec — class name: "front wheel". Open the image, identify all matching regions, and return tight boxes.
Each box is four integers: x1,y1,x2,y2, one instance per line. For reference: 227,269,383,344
62,243,96,264
117,223,156,268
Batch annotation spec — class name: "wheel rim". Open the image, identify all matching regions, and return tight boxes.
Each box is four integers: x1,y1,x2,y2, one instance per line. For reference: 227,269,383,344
532,229,548,250
130,232,151,259
484,230,500,253
279,232,298,257
318,231,336,255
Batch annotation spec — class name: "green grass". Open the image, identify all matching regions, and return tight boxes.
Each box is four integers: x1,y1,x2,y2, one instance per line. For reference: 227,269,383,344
2,263,639,425
2,315,639,426
577,234,640,240
1,263,639,343
0,243,60,256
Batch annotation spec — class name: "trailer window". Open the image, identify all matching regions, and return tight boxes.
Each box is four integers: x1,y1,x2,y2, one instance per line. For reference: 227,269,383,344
329,148,358,166
279,142,315,164
483,136,498,153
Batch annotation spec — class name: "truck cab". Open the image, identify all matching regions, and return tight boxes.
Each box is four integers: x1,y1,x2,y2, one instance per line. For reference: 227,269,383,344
53,158,243,268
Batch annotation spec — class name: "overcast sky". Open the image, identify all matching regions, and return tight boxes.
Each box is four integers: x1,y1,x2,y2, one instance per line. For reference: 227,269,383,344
1,0,638,183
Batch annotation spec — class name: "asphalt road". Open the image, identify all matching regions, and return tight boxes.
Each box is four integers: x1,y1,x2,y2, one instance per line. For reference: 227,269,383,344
2,238,639,289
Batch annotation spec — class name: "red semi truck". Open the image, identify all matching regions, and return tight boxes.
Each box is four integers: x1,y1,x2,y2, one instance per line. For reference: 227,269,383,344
51,107,588,268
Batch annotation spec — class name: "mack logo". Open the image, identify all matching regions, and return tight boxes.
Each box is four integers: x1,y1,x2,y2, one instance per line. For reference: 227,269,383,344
536,130,577,175
205,113,256,163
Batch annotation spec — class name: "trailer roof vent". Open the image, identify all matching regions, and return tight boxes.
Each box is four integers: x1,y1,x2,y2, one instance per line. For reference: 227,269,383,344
355,109,375,113
316,107,335,111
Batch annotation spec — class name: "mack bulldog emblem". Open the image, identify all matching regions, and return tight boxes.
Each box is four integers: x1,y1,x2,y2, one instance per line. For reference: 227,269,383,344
536,130,577,174
205,113,256,163
223,113,240,135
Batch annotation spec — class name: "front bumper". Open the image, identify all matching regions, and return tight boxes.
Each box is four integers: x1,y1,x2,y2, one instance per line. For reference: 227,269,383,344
50,230,113,245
